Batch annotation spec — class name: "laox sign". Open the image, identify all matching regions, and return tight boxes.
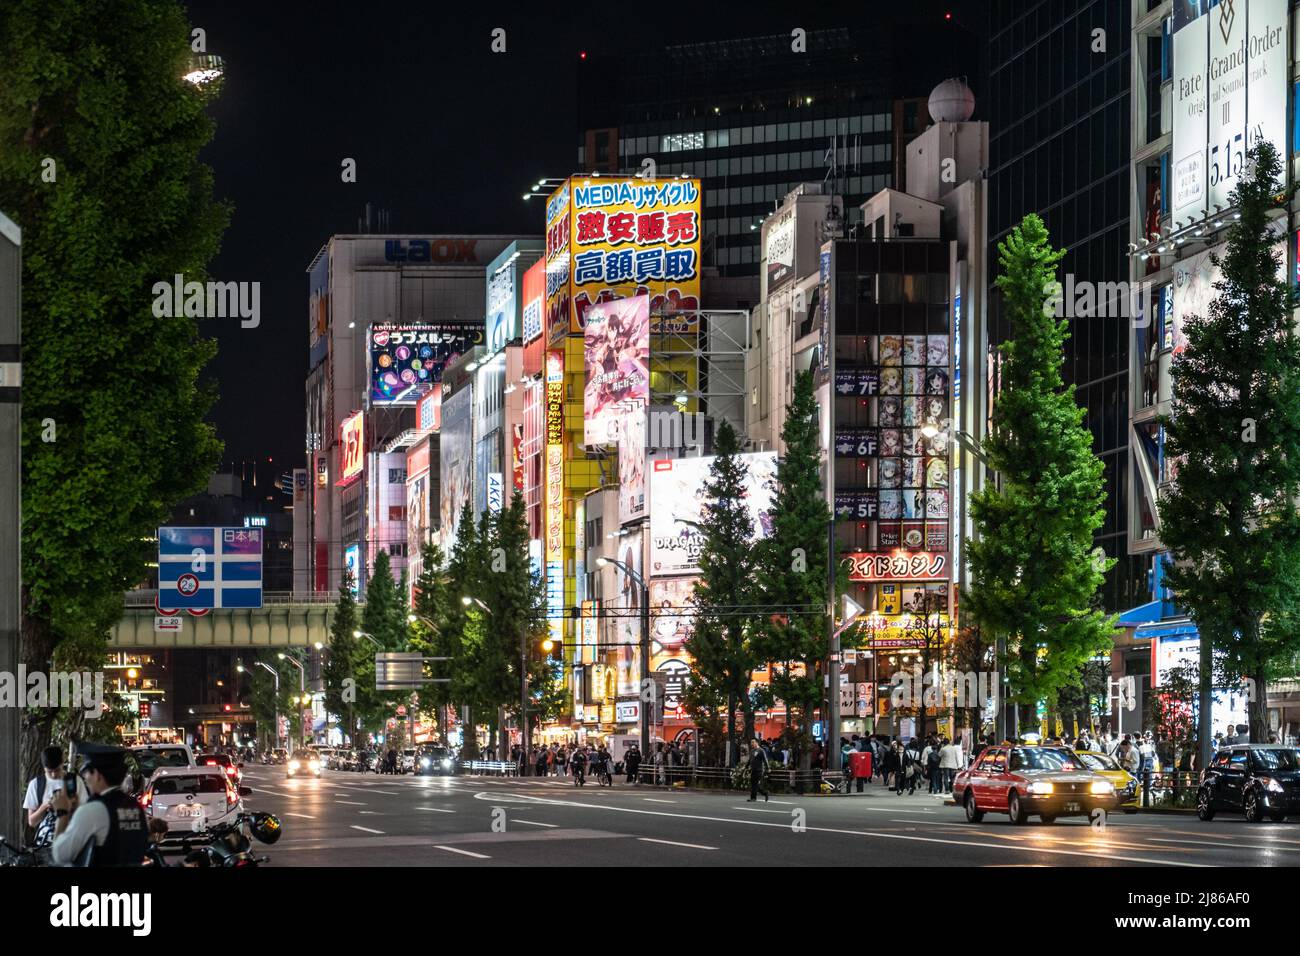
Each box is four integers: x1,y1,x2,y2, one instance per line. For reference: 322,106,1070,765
384,239,479,264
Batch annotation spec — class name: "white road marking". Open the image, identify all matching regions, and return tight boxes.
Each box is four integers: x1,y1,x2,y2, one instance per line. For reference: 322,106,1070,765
859,806,936,814
642,798,676,804
280,812,315,819
470,792,1207,867
435,845,490,859
416,806,457,813
1149,836,1300,852
732,806,793,814
368,790,400,795
335,800,366,806
349,825,384,834
639,837,717,851
512,820,558,828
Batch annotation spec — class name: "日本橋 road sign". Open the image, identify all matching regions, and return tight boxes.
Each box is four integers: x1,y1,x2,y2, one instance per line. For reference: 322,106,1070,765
158,526,263,609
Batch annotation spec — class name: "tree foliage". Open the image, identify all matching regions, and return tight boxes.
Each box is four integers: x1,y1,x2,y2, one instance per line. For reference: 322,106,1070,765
685,419,760,765
0,0,230,775
963,213,1115,721
1157,141,1300,741
750,370,834,758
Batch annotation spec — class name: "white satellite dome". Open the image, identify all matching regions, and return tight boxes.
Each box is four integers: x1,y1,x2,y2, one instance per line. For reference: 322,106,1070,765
928,78,975,123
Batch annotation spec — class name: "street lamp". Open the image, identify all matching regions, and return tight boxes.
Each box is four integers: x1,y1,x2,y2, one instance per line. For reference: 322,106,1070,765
463,595,521,770
596,556,651,757
353,630,381,650
254,661,280,750
278,653,308,748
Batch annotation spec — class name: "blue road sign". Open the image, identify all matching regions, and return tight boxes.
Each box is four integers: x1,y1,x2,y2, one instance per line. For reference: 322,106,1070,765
158,527,263,609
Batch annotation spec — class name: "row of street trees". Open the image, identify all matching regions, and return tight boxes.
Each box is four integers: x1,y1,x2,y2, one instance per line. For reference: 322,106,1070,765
323,493,561,758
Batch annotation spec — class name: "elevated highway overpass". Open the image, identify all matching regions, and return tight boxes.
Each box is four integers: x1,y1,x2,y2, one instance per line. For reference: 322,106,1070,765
111,591,352,649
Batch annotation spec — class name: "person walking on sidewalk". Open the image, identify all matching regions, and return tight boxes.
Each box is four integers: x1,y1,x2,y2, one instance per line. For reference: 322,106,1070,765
925,738,943,794
746,738,770,802
938,737,962,793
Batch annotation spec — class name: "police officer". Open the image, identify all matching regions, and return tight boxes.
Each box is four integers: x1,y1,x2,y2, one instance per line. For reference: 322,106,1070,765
48,741,148,866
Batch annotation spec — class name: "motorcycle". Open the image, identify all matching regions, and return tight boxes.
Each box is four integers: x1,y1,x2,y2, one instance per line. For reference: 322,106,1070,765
160,811,283,867
0,836,51,867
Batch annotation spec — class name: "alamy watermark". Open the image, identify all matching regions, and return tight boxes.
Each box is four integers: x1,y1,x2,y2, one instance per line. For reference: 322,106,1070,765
0,667,105,718
1044,274,1155,326
151,274,260,328
887,667,998,711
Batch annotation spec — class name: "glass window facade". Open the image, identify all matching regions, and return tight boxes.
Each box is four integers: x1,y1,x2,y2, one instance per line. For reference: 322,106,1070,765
988,0,1146,613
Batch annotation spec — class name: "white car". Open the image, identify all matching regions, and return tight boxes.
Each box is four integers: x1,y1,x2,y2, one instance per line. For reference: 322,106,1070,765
401,748,417,774
286,750,322,778
143,766,247,840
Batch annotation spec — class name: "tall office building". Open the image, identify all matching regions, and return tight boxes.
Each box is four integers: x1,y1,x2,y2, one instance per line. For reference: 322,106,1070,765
578,25,982,278
987,1,1143,614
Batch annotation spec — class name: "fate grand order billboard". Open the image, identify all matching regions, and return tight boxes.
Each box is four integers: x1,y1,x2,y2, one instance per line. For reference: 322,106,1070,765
546,177,702,341
1171,0,1288,227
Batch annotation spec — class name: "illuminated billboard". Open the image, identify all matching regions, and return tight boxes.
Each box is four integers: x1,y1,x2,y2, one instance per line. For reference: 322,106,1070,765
649,576,696,652
546,177,702,339
544,351,565,644
1171,0,1288,226
522,257,545,343
648,452,777,576
618,411,647,524
369,322,482,404
415,387,441,434
842,552,948,582
339,411,364,485
583,294,650,447
438,385,473,548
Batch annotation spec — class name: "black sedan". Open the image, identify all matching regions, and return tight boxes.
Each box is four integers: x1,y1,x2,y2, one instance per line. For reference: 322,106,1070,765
414,746,458,776
1198,744,1300,823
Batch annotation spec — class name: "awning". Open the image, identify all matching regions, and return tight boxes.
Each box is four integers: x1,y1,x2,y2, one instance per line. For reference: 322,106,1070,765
1133,620,1198,642
1117,600,1163,627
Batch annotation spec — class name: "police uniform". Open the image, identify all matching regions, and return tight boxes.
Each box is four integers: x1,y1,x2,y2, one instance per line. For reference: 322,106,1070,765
50,742,149,867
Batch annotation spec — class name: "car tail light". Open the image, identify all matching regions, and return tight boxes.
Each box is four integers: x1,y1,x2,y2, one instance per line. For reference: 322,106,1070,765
142,790,153,810
227,785,238,807
225,765,237,776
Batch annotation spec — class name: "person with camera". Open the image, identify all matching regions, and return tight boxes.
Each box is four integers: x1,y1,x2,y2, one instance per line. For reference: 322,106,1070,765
48,741,149,866
22,745,90,846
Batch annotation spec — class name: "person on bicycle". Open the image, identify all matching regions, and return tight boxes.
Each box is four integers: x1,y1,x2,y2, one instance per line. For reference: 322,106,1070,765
591,747,610,786
570,745,588,786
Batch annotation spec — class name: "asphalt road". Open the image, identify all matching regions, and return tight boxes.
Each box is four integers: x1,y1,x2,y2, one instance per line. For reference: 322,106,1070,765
230,765,1300,867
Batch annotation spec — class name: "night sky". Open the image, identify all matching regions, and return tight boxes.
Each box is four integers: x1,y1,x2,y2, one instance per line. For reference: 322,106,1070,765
186,0,985,484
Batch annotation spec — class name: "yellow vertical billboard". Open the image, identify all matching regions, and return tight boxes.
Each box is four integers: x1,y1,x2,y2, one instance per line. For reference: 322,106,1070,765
546,177,701,342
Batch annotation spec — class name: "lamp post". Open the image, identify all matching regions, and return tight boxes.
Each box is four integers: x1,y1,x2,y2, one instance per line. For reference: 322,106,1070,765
920,422,1007,743
463,596,509,767
597,557,651,758
254,661,280,750
278,653,307,748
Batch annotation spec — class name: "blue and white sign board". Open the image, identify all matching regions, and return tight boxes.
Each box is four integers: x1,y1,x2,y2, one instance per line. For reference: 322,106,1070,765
158,527,263,609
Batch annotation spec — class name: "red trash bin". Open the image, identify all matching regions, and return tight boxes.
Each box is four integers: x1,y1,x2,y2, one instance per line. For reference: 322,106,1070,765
848,750,873,779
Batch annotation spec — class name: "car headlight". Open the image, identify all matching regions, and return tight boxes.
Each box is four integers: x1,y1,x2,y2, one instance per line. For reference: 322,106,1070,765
309,761,320,771
1090,780,1114,795
1028,782,1054,795
289,760,300,770
421,758,431,767
1264,777,1285,793
442,759,452,768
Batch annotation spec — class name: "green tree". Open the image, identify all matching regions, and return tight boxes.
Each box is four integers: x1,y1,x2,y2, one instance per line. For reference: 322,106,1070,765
686,419,759,766
482,494,552,761
444,503,485,757
1157,141,1300,752
408,541,452,742
356,551,407,739
964,214,1115,733
750,370,834,766
323,570,362,746
0,0,229,779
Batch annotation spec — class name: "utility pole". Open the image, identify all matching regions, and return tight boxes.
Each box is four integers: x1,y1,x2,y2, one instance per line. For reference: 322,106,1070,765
0,212,20,844
825,518,840,778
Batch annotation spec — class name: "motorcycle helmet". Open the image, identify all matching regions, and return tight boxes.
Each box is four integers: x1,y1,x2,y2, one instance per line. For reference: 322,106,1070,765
248,811,282,845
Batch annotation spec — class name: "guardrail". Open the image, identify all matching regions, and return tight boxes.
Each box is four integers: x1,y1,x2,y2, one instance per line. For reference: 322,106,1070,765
460,760,518,777
634,764,830,793
1140,769,1200,810
124,589,344,607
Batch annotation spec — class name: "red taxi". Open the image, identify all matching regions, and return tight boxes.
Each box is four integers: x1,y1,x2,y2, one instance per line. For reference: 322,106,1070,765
953,744,1118,824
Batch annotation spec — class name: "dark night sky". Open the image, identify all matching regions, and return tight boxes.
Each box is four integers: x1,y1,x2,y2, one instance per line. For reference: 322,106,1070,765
185,1,986,484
